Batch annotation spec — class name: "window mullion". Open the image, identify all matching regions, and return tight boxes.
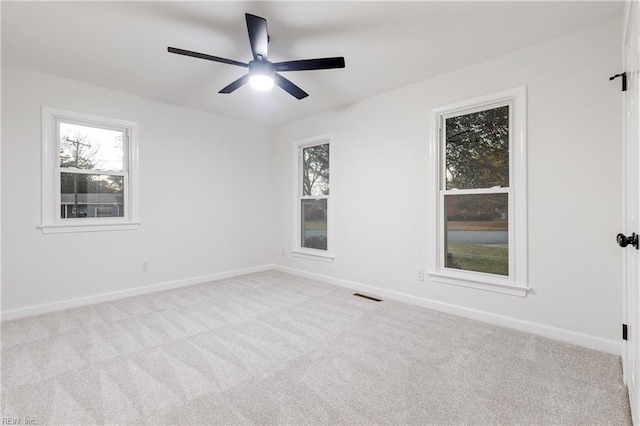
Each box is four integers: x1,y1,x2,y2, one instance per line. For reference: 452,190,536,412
442,187,510,196
300,195,328,200
57,167,127,177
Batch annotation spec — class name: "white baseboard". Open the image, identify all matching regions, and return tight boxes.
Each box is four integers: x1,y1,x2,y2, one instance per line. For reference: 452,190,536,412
2,263,622,356
272,265,622,356
1,264,273,321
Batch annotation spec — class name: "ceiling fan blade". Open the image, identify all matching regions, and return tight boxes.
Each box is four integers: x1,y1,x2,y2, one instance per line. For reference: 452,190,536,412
245,13,268,61
274,57,345,72
274,73,308,99
168,47,248,68
219,74,250,94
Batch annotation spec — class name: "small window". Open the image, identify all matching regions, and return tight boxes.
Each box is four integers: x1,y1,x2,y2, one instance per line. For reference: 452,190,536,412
41,107,139,233
292,136,334,262
428,88,528,296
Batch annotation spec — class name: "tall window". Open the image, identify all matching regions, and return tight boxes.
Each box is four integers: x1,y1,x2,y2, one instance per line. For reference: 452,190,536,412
428,88,527,296
41,107,139,233
292,136,334,262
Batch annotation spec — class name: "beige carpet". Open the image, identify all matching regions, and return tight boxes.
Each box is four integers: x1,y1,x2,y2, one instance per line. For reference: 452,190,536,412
1,271,632,425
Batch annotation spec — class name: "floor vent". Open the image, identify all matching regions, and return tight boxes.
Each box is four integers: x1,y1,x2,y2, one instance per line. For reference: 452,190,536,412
353,293,383,302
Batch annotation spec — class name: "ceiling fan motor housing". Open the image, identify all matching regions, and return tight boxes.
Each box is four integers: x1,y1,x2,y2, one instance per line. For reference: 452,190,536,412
249,60,275,79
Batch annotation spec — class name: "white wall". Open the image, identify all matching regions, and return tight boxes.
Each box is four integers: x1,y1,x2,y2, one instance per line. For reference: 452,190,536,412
1,64,273,313
272,20,623,344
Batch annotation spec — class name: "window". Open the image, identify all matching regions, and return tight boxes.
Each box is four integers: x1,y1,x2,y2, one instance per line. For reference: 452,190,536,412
41,107,139,233
427,87,528,296
292,136,334,262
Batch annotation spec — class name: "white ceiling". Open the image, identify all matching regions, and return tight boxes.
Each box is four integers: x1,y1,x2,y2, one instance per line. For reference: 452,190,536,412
1,1,624,126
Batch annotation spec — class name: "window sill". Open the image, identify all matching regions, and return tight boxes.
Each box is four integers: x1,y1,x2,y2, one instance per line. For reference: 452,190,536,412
39,222,141,234
428,271,529,297
291,250,335,263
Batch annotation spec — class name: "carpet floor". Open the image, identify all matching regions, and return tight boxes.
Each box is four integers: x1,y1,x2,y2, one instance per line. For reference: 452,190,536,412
1,271,632,425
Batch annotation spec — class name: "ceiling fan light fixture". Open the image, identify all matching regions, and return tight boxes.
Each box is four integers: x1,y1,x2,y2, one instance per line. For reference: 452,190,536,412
249,74,274,91
248,60,275,91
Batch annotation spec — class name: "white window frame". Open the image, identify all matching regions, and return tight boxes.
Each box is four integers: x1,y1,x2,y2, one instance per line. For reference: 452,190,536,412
291,134,334,262
40,106,140,234
427,87,528,297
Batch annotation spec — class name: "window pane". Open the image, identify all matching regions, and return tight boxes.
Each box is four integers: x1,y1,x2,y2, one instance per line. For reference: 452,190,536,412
301,199,327,250
444,193,508,276
60,173,124,218
59,122,124,172
445,105,509,189
302,144,329,196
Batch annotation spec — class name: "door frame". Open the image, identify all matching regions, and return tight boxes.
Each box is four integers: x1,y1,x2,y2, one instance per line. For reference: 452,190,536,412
622,1,640,423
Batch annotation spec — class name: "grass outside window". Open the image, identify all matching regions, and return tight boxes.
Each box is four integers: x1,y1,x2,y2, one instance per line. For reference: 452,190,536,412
447,242,508,276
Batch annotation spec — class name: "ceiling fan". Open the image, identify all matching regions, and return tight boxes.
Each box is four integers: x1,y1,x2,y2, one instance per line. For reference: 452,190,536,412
168,13,346,100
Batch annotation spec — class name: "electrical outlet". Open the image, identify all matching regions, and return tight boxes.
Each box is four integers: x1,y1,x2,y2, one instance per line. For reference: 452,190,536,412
416,269,424,281
281,248,285,256
141,261,150,272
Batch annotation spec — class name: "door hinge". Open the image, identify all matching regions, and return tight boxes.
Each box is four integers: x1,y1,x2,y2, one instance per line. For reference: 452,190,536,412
623,323,628,341
609,72,627,92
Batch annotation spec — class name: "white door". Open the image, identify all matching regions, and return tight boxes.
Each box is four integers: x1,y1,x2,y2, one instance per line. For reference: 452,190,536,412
623,1,640,424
